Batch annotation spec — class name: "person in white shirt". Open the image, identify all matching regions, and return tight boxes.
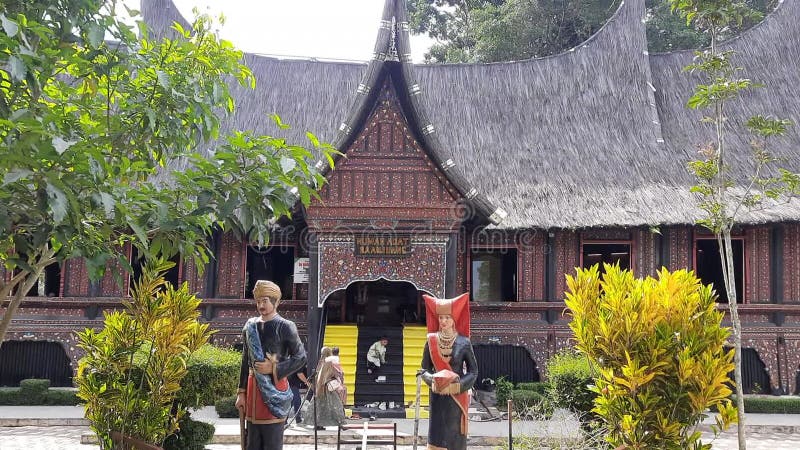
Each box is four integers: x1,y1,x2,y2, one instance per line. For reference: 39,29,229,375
366,336,388,381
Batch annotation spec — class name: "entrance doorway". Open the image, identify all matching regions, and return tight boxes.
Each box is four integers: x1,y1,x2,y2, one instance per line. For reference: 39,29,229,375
326,279,422,326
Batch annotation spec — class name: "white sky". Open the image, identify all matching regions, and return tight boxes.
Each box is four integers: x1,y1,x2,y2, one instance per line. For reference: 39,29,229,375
152,0,435,63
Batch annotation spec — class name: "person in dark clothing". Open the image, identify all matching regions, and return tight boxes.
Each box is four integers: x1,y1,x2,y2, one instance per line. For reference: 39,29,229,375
288,367,310,423
235,280,306,450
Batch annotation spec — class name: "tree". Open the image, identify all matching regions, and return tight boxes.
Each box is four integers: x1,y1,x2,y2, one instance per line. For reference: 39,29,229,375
646,0,777,53
407,0,776,63
407,0,619,63
0,0,335,346
670,1,799,449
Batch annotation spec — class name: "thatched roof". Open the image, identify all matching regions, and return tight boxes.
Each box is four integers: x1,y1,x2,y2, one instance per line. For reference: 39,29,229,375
142,0,800,230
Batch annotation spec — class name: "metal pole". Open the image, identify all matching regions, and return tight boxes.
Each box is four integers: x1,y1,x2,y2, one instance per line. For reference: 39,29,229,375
314,392,318,450
413,371,422,450
507,399,513,450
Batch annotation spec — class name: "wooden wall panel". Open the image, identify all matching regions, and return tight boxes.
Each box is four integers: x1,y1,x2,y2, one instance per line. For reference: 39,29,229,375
554,231,579,301
746,226,771,304
216,233,244,298
785,223,800,304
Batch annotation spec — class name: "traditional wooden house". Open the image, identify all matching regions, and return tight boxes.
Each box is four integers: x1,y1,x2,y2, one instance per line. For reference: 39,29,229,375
3,0,800,413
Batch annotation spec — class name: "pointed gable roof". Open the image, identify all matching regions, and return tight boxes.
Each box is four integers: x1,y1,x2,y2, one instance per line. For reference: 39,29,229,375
322,0,506,225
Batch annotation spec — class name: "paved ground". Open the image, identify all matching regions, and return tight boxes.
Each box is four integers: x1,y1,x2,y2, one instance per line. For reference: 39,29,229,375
3,426,800,449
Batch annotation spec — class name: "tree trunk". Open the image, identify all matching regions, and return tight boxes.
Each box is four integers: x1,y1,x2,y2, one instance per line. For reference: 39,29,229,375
0,247,56,348
0,271,41,348
721,228,746,450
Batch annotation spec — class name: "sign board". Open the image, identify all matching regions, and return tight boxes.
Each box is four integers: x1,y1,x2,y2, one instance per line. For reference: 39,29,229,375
293,257,309,283
354,235,412,257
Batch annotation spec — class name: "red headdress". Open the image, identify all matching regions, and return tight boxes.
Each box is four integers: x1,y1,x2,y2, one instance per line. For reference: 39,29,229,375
423,293,471,338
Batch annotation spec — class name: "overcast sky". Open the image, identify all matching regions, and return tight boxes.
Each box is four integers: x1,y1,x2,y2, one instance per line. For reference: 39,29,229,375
162,0,434,62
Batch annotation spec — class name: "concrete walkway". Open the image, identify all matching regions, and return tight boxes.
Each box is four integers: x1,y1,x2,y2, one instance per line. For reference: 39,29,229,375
2,405,800,446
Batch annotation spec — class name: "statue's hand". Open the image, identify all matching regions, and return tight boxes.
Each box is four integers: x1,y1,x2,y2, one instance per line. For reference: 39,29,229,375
254,360,274,375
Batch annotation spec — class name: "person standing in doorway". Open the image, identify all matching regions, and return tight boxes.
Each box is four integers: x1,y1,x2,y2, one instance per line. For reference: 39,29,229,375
235,280,306,450
367,336,388,382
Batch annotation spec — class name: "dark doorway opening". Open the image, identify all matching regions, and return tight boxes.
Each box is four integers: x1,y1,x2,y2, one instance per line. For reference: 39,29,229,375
725,347,770,394
695,238,744,303
343,280,420,327
245,246,294,300
0,341,73,387
473,344,539,390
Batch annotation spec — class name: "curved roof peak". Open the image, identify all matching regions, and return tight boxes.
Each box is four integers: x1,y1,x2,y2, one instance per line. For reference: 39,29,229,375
325,0,506,225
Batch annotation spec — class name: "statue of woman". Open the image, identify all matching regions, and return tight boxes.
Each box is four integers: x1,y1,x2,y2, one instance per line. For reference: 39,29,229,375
420,293,478,450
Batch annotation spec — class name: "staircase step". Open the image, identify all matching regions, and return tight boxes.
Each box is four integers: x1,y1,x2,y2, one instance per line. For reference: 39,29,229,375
322,325,359,406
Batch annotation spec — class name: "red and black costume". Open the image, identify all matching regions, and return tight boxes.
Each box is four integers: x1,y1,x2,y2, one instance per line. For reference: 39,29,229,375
420,293,478,450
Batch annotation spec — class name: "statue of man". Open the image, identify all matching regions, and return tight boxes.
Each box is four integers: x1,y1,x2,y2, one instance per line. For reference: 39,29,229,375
235,280,306,450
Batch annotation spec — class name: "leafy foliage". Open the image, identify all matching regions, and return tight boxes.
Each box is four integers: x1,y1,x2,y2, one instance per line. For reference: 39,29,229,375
214,395,239,418
545,349,595,419
406,0,777,63
494,375,514,407
565,264,737,450
75,261,213,449
175,344,240,408
0,0,336,345
162,416,215,450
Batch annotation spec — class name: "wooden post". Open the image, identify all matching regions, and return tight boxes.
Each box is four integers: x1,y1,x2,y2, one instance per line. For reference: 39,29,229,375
508,399,513,450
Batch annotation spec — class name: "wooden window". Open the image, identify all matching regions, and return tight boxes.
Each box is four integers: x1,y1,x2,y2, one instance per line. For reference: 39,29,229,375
245,245,295,300
694,238,745,303
470,248,517,302
581,241,632,273
21,261,61,297
129,247,180,290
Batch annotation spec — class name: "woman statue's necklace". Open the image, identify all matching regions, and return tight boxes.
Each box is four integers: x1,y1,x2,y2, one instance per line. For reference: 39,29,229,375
438,330,456,358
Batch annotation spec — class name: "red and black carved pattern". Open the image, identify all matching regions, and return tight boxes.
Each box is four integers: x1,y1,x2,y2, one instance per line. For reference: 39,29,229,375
785,224,800,304
554,231,579,301
746,226,771,304
309,80,461,224
216,233,245,299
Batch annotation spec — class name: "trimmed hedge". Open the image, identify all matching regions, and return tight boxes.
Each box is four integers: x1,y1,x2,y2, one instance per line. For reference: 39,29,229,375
515,382,550,395
711,396,800,414
215,395,239,418
176,345,240,408
0,380,80,405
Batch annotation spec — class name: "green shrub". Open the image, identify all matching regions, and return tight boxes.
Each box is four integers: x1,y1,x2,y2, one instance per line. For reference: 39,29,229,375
0,387,21,405
566,265,736,449
163,415,215,450
711,396,800,414
744,396,800,413
19,379,49,403
215,395,239,418
0,381,81,406
515,382,550,395
43,389,81,405
176,344,241,408
546,349,595,417
495,376,514,409
510,390,553,418
76,263,214,450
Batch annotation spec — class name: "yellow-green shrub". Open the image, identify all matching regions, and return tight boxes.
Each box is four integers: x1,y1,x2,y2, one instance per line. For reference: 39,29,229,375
565,265,737,450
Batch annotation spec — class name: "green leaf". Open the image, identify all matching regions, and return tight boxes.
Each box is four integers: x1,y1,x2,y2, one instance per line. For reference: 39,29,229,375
1,14,18,37
46,182,69,223
9,55,26,82
279,156,296,174
87,22,105,48
3,169,32,186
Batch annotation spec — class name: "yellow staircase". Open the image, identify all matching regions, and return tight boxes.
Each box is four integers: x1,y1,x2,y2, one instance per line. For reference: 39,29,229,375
402,325,429,418
322,325,358,406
